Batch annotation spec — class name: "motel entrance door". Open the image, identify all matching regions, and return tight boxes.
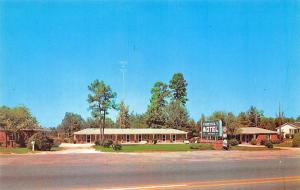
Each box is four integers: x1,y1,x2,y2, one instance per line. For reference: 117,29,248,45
86,135,91,143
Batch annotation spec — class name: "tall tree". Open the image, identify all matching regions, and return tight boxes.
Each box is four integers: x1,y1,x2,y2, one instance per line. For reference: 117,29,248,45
166,100,189,129
247,106,263,127
129,113,148,128
57,112,86,138
226,112,240,136
146,81,169,128
87,80,117,141
169,73,188,105
237,112,249,127
117,101,130,128
297,116,300,122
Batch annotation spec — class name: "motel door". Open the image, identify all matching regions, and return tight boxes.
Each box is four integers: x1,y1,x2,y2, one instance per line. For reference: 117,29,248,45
87,135,91,143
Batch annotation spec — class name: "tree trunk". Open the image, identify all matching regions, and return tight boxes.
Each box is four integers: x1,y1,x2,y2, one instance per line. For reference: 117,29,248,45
103,111,106,142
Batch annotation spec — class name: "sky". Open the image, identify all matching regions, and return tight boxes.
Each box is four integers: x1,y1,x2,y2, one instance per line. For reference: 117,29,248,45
0,1,299,127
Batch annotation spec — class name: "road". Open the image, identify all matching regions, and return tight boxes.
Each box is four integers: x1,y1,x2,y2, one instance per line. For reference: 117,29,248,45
1,149,300,190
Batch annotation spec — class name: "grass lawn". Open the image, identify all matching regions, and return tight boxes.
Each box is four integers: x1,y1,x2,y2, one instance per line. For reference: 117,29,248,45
0,146,64,154
230,146,280,151
274,141,293,148
0,147,31,154
95,143,213,152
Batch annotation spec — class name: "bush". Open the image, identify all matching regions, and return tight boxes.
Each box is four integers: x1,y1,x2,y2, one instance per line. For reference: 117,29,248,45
285,134,290,139
250,139,257,145
291,134,294,139
260,139,267,145
27,132,54,151
292,133,300,147
95,140,101,146
265,141,273,149
228,139,239,146
103,140,114,148
153,139,158,144
112,143,122,151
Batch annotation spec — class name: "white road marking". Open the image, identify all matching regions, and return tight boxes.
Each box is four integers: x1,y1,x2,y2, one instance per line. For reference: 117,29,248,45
102,184,187,190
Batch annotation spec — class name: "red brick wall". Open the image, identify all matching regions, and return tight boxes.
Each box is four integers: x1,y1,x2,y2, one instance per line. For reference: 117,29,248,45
0,131,7,146
256,134,279,144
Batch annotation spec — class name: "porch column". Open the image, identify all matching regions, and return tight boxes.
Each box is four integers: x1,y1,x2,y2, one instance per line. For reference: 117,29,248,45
170,134,172,142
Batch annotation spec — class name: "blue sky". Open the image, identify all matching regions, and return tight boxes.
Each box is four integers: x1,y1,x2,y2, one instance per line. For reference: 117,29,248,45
0,1,299,127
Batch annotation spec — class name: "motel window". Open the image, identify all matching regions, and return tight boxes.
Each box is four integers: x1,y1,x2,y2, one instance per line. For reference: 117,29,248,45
162,134,166,142
172,134,176,142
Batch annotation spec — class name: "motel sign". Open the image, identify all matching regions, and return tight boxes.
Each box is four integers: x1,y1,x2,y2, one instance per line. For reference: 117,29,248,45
201,120,223,139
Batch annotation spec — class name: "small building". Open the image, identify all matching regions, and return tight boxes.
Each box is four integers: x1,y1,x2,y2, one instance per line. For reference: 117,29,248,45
277,122,300,138
0,127,48,148
74,128,188,144
237,127,279,144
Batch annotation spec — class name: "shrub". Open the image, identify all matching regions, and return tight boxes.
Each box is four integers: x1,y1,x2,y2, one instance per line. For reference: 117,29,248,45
265,141,273,149
102,140,113,148
291,134,294,139
112,143,122,151
285,134,290,139
260,139,267,145
250,139,257,145
153,139,158,144
95,140,101,146
292,133,300,147
27,132,54,151
228,139,239,146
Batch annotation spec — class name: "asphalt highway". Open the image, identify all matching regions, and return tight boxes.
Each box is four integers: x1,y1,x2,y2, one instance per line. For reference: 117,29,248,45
1,150,300,190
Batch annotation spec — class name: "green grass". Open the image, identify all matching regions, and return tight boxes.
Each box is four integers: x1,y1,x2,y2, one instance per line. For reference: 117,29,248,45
50,146,64,151
0,147,31,154
95,143,213,152
230,146,280,151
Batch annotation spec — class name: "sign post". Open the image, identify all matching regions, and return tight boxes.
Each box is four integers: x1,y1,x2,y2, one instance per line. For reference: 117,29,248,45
31,141,35,151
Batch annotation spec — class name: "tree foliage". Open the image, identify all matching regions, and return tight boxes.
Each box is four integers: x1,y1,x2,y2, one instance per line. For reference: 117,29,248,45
117,101,130,128
247,106,263,127
145,81,169,127
166,100,189,129
0,106,38,132
169,73,188,105
208,111,227,126
129,113,148,128
57,112,86,138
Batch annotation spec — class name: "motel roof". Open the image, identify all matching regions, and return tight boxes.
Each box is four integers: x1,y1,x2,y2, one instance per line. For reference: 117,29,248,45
277,122,300,129
74,128,188,135
239,127,277,135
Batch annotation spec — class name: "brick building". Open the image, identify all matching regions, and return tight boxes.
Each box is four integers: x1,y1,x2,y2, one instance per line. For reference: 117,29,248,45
0,128,48,148
237,127,279,144
74,128,188,144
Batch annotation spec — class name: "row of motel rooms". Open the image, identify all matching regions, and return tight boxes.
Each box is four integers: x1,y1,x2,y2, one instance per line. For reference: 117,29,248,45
74,128,188,144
